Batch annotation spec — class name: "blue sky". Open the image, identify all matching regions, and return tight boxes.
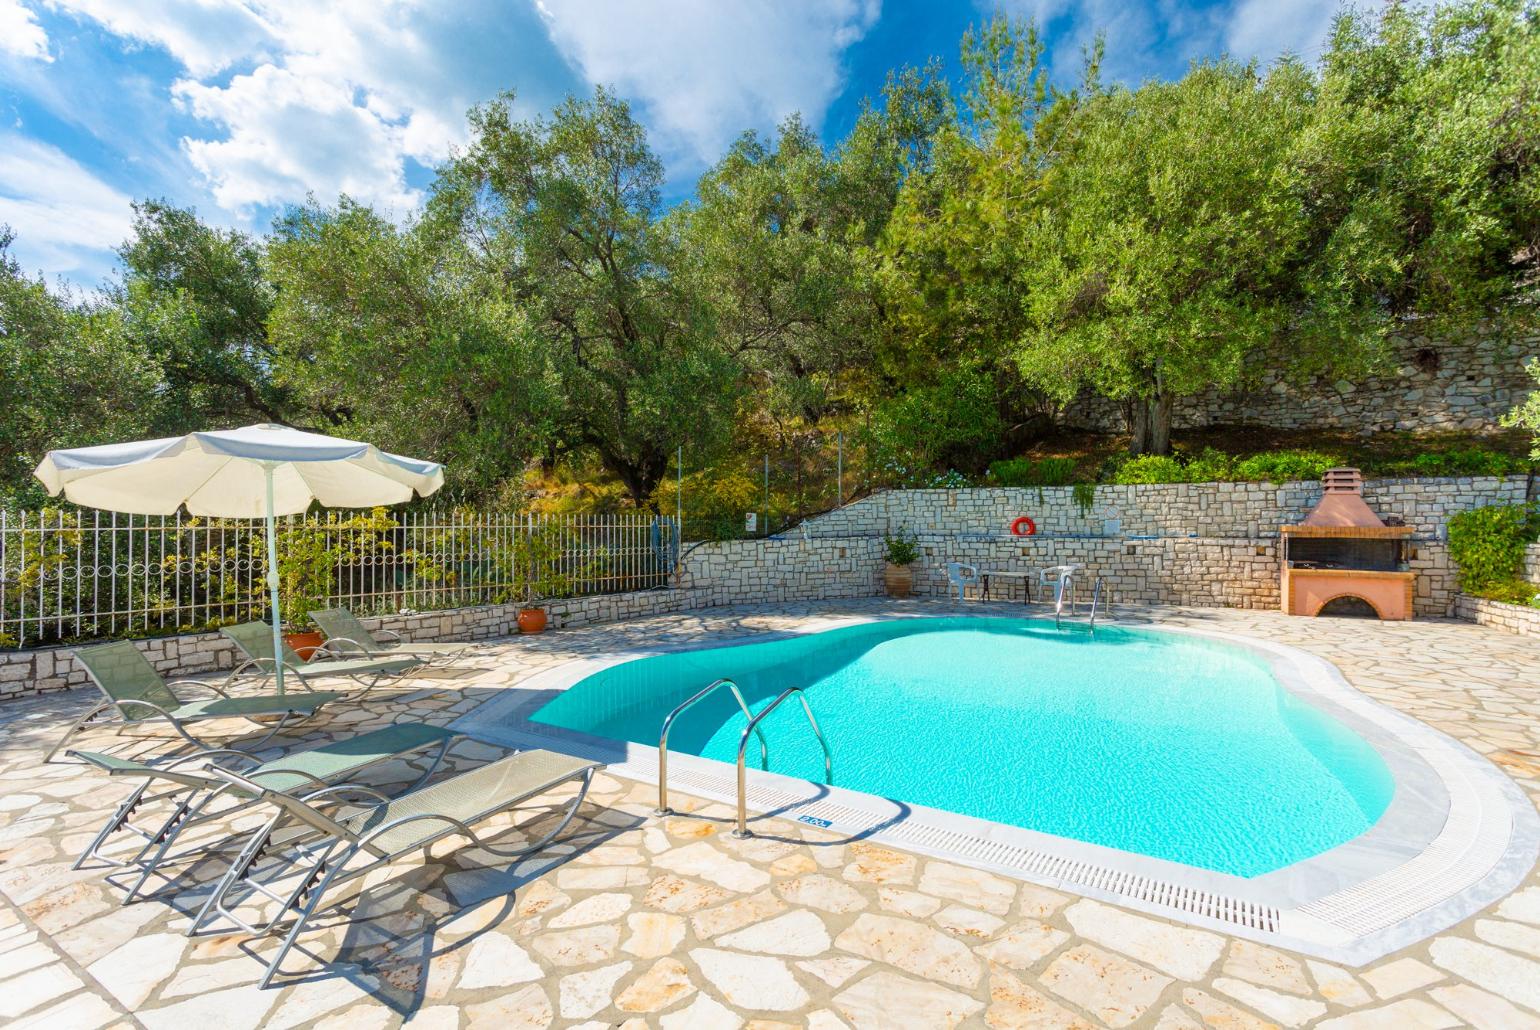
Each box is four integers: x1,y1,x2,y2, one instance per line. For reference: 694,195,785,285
0,0,1357,289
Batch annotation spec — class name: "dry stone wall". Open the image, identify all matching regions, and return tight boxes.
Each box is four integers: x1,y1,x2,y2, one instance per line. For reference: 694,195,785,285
1060,331,1538,434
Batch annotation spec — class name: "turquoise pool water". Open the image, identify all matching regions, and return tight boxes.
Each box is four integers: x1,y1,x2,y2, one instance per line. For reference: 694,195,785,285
532,618,1395,876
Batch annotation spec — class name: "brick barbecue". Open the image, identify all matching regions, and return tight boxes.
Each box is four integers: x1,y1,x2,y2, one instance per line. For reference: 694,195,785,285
1281,468,1416,620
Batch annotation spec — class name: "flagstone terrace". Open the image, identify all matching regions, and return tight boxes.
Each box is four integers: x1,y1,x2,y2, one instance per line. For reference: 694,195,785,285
1,599,1538,1028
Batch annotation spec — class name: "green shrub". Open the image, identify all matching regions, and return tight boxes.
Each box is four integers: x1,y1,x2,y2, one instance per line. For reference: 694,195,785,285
1232,449,1342,483
988,456,1078,487
1447,503,1540,593
1475,578,1540,608
1182,447,1238,483
882,529,920,566
1380,448,1528,478
1111,455,1187,484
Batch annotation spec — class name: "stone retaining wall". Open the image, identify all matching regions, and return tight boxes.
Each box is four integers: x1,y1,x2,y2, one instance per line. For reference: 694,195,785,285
807,477,1525,540
1454,594,1540,637
1060,331,1537,434
797,476,1505,617
901,536,1458,615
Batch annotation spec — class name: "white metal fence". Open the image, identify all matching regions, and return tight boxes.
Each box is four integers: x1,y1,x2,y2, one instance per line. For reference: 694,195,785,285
0,507,678,649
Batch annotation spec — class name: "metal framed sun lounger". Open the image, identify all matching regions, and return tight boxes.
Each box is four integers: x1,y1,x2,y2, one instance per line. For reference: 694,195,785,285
45,641,347,764
310,608,481,666
69,722,460,902
194,748,600,987
220,621,421,693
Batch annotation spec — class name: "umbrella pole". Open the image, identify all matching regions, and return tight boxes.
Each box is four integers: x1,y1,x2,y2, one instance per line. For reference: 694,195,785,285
264,464,285,695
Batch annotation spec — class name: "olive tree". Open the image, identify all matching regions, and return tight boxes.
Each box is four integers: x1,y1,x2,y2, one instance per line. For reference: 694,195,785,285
428,89,741,508
1015,59,1326,455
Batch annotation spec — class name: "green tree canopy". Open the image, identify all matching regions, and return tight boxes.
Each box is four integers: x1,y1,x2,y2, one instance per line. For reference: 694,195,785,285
0,229,159,501
1302,0,1539,340
1015,58,1323,454
428,89,742,507
115,201,294,428
870,20,1080,470
265,199,560,495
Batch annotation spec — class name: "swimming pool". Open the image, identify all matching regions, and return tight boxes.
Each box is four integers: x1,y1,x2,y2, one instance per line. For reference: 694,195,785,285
532,617,1395,878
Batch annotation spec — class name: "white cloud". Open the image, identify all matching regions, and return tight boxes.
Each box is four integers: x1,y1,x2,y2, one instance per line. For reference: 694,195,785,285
46,0,271,76
989,0,1384,86
0,0,51,61
1226,0,1382,66
39,0,880,224
535,0,880,170
175,63,422,214
52,1,489,221
0,133,132,276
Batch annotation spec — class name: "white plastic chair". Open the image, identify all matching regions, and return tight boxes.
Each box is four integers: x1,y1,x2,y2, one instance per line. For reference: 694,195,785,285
945,562,979,601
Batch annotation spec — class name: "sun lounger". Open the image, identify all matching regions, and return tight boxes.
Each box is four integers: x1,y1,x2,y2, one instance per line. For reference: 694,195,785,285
45,641,346,763
310,607,480,666
220,621,421,693
194,748,600,987
70,722,459,902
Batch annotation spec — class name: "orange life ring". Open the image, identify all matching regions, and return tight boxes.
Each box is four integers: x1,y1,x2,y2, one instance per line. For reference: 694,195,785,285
1010,516,1036,536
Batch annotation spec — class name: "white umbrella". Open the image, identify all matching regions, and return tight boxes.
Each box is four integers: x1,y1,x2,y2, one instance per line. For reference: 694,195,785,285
35,423,445,692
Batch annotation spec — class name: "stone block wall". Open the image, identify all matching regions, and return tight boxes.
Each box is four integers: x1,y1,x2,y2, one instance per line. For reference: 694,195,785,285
806,477,1526,541
796,476,1503,618
677,537,883,605
0,628,247,702
1060,331,1538,434
1454,594,1540,638
901,535,1458,615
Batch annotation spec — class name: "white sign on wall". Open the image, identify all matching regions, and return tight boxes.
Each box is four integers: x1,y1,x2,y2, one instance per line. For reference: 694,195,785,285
744,512,757,533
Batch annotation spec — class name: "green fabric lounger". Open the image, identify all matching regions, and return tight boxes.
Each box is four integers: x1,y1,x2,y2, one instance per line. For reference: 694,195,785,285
70,722,460,902
220,621,421,693
195,748,600,988
310,607,480,666
45,641,346,764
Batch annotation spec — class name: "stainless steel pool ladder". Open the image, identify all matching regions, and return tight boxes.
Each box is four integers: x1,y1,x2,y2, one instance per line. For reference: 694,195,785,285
656,678,767,817
1045,564,1106,630
732,686,833,839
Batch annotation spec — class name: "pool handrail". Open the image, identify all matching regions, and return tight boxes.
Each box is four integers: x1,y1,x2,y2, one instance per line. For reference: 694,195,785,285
732,685,833,839
655,677,768,817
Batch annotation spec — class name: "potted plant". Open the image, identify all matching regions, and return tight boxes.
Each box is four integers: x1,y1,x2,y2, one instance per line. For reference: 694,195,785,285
883,529,920,597
275,509,398,657
276,522,331,658
511,520,579,634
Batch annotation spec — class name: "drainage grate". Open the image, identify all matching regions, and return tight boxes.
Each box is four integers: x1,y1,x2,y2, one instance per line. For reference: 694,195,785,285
646,761,1281,934
1300,744,1511,937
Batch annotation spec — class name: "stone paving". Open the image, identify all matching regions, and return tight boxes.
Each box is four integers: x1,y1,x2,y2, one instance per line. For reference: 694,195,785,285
1,599,1538,1028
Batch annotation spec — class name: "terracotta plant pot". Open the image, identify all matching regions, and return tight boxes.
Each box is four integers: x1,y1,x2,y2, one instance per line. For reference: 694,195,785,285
283,629,324,660
517,607,549,634
884,563,914,598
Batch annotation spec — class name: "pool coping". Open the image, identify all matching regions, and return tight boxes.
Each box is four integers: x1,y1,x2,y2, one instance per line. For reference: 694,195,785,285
454,606,1540,964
